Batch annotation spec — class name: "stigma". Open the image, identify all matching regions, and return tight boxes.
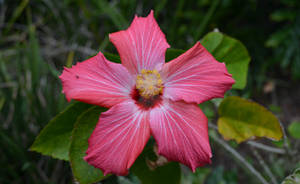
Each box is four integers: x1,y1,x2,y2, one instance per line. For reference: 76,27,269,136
136,69,163,99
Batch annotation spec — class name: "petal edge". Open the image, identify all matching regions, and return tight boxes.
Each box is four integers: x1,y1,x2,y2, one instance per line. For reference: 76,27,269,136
59,52,135,108
84,101,150,175
161,42,235,104
109,10,170,75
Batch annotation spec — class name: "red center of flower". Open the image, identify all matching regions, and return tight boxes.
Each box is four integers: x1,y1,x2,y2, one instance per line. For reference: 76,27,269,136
132,69,164,109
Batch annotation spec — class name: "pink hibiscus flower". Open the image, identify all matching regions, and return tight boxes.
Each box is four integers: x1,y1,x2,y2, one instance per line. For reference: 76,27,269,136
59,10,234,176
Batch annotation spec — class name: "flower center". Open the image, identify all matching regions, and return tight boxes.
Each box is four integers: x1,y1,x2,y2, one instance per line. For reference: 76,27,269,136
136,69,163,99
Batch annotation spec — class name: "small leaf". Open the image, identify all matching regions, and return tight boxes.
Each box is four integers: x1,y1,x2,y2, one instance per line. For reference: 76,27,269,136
30,102,92,160
217,96,283,143
201,32,251,89
288,121,300,139
104,52,121,63
131,141,181,184
282,168,300,184
69,106,107,184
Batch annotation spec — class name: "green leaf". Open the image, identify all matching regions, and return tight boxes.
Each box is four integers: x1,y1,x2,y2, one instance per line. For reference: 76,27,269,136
131,141,181,184
182,168,211,184
288,121,300,139
201,32,251,89
282,168,300,184
105,48,185,63
69,106,107,184
217,96,283,143
104,52,121,63
165,48,185,62
30,102,92,160
27,25,47,88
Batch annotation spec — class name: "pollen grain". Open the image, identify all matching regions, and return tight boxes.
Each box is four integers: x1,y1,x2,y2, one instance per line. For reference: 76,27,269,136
136,69,163,98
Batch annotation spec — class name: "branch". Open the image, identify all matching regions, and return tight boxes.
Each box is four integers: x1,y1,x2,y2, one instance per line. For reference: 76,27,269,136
252,148,278,184
247,141,285,154
209,131,269,184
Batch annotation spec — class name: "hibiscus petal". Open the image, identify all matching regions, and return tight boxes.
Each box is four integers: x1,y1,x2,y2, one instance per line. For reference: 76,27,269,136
149,99,212,171
109,10,170,75
84,100,150,176
161,42,235,104
59,52,135,108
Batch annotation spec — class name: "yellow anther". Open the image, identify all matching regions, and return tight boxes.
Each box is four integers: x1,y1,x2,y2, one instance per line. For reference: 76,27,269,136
141,69,147,74
157,79,163,85
136,69,164,98
136,80,143,84
148,86,153,90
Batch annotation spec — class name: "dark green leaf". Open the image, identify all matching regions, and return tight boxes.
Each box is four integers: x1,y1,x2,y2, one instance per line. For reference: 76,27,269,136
165,48,185,62
69,106,107,184
270,10,296,22
131,141,181,184
104,52,121,63
27,25,47,88
30,102,92,160
182,168,211,184
201,32,251,89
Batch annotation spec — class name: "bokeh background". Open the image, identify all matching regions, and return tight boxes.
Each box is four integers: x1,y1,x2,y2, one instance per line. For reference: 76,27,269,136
1,0,300,183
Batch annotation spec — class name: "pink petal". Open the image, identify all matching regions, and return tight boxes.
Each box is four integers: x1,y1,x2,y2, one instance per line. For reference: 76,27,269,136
161,42,235,104
149,99,212,171
109,10,170,75
84,100,150,176
59,52,135,108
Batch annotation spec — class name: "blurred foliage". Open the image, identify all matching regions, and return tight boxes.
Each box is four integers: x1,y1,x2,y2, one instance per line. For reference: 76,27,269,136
288,121,300,139
1,0,300,183
205,166,238,184
266,0,300,80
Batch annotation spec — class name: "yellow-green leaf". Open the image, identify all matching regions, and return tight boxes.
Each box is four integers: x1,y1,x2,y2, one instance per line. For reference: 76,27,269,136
217,96,283,143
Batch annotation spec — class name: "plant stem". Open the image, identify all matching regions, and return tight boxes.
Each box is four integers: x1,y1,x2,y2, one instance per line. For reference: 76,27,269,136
252,148,278,184
209,131,269,184
247,141,285,154
279,121,292,157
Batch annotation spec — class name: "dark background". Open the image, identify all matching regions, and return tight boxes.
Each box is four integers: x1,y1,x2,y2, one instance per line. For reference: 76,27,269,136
1,0,300,183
